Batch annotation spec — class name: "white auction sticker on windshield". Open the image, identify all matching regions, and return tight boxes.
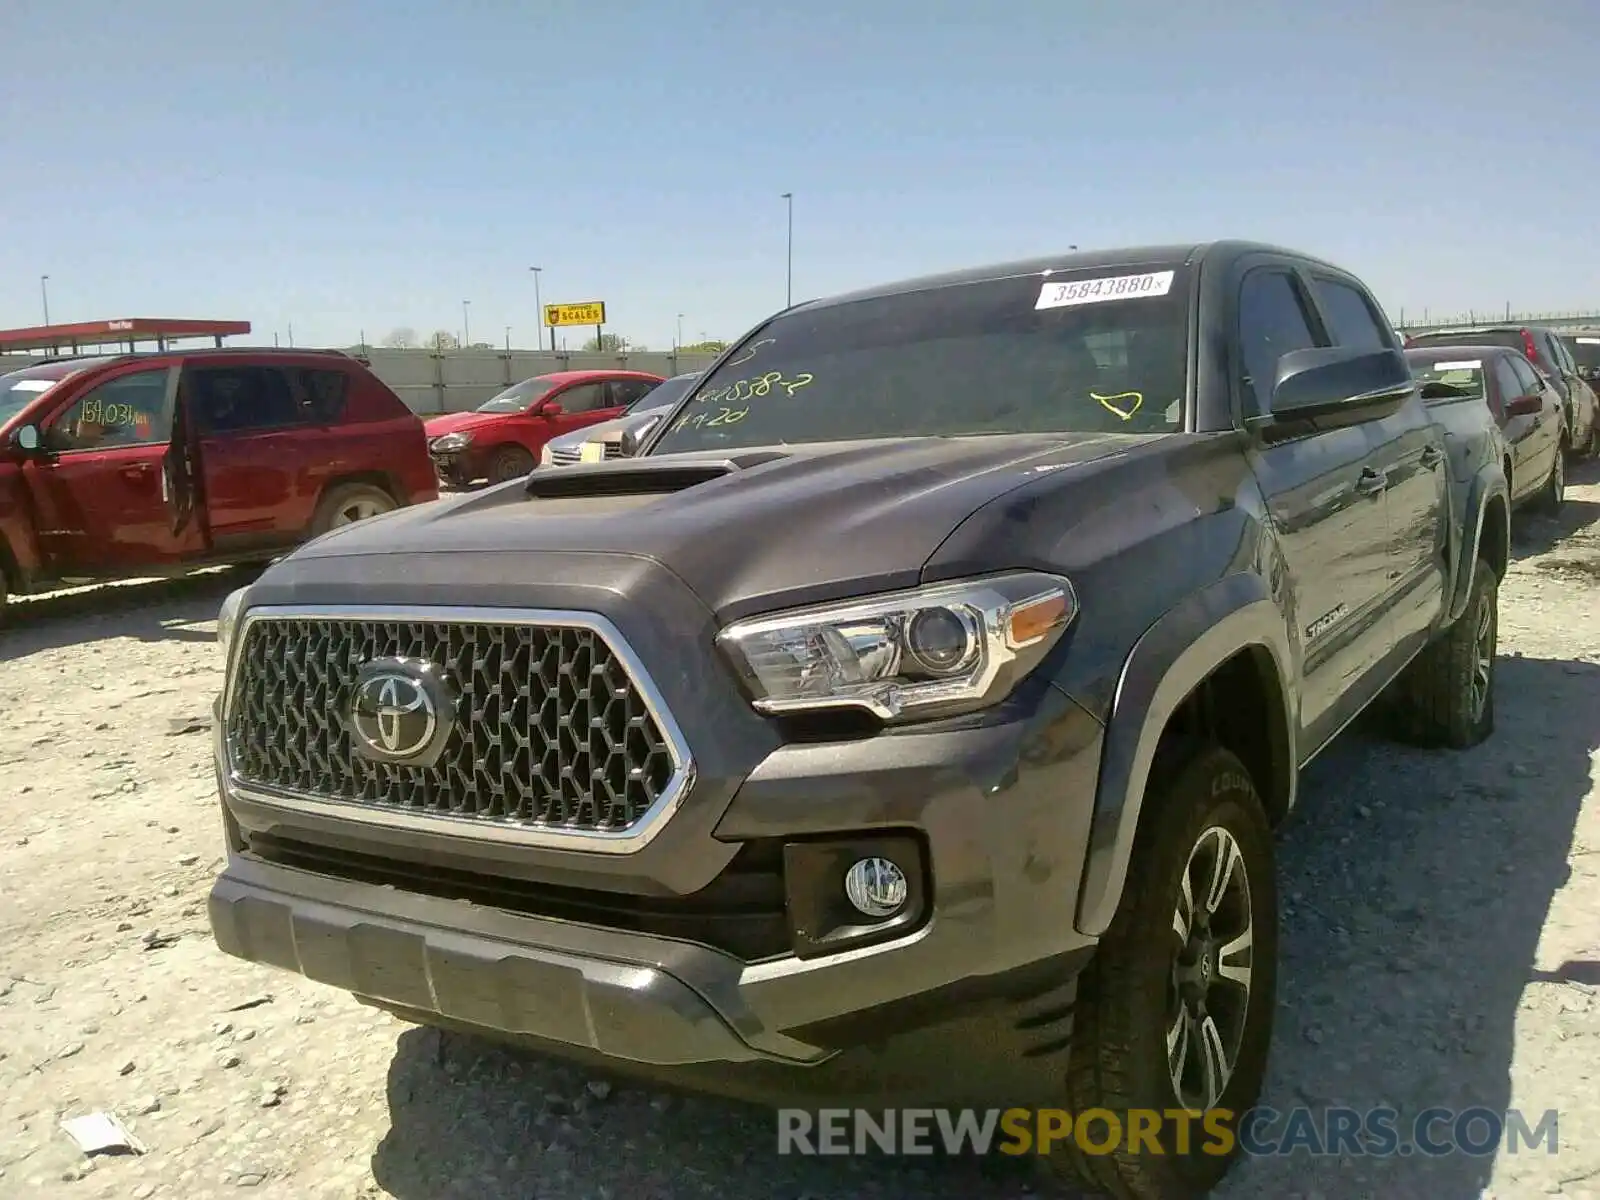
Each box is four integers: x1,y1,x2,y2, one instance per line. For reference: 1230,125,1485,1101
1433,360,1482,371
1036,270,1175,310
9,380,56,392
1579,337,1600,344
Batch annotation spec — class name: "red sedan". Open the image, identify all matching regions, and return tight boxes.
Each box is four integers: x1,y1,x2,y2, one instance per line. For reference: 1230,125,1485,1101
424,369,664,487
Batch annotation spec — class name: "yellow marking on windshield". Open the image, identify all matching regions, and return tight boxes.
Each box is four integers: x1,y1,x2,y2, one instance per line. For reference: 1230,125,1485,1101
1092,390,1143,421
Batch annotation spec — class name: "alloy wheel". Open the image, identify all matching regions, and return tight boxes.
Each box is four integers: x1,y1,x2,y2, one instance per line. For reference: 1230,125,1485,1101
1469,593,1494,723
1167,825,1254,1112
331,497,388,527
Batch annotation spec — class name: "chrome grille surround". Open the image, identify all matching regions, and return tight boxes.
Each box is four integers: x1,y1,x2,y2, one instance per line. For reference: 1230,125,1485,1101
219,605,695,852
548,445,584,465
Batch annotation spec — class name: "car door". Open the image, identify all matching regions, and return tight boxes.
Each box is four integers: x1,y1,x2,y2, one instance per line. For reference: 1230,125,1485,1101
1505,353,1561,491
1548,332,1599,445
1488,354,1533,500
185,362,313,553
1234,262,1396,745
541,381,610,444
22,364,207,575
1306,270,1448,656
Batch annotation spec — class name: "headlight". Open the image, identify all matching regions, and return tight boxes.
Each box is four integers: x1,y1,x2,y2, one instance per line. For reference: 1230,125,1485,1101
430,431,472,452
216,586,248,667
539,443,555,465
717,572,1077,722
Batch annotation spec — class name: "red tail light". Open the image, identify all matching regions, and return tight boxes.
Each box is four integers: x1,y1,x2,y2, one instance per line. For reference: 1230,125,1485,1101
1522,329,1538,363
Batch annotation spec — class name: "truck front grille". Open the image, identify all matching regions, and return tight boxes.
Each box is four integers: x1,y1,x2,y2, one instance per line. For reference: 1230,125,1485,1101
549,445,583,465
224,609,689,846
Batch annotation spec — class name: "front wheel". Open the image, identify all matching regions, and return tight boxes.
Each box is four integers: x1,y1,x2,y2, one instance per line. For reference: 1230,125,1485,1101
310,483,398,537
489,445,536,483
1044,742,1277,1199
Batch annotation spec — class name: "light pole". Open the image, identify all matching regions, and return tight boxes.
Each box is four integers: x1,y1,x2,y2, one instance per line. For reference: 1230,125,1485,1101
530,266,549,353
40,275,50,325
505,325,511,351
462,300,471,347
781,193,793,307
676,313,684,351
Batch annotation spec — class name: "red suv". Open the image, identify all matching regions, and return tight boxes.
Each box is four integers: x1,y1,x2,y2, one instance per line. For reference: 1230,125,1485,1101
424,369,664,487
0,349,437,614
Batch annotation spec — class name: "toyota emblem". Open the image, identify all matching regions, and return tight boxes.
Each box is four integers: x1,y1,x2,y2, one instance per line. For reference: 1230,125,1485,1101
348,658,457,766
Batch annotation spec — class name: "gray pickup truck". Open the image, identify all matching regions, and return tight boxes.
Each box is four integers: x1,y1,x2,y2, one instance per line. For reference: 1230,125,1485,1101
207,241,1509,1198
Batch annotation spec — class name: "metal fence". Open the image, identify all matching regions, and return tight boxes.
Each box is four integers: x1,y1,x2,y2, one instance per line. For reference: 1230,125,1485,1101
361,349,722,415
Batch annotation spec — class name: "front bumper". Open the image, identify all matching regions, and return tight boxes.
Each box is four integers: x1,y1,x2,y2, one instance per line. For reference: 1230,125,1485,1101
427,449,477,487
209,686,1107,1071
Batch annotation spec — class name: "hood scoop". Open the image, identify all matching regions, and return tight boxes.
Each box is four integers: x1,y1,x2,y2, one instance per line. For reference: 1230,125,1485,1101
522,450,789,499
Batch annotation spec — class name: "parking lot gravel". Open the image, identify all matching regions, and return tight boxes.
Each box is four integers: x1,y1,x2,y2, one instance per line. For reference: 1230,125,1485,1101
3,470,1599,1200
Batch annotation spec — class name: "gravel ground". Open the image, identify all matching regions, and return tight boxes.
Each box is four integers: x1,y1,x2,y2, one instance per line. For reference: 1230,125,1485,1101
3,469,1599,1200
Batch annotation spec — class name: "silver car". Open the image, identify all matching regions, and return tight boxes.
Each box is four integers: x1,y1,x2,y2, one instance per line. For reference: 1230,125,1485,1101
540,371,702,466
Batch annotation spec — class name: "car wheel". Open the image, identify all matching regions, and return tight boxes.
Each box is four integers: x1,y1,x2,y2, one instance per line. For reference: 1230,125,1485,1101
1385,556,1498,750
1043,741,1277,1200
311,483,398,537
1531,441,1565,515
489,445,536,483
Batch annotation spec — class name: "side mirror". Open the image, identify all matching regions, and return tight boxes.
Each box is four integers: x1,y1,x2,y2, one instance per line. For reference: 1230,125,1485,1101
1261,346,1414,424
540,401,564,418
618,416,662,459
1504,394,1544,418
11,424,41,453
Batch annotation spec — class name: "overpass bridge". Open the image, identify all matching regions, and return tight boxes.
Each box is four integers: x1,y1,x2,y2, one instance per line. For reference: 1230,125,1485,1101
1392,309,1600,334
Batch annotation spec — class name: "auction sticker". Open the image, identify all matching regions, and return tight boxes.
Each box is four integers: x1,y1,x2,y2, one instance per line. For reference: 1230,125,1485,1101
578,442,606,463
1037,270,1175,310
1433,360,1482,371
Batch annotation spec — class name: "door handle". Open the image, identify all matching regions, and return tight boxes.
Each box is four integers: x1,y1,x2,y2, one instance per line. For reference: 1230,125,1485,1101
1357,467,1388,497
1420,445,1443,469
119,463,153,481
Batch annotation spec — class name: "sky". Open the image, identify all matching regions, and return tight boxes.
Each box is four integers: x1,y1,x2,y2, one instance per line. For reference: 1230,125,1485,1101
4,0,1598,351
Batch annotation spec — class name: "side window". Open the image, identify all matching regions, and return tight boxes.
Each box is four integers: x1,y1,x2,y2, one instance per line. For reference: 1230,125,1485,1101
1548,334,1576,374
1508,355,1542,395
48,369,173,452
1237,270,1320,416
1490,358,1522,411
294,369,350,423
1310,277,1389,352
555,383,606,413
190,367,301,434
610,379,656,408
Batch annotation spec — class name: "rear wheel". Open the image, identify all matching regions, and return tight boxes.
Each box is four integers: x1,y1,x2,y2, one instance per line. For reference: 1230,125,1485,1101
1531,440,1566,515
1043,742,1277,1199
1385,556,1498,749
489,445,536,483
310,483,397,537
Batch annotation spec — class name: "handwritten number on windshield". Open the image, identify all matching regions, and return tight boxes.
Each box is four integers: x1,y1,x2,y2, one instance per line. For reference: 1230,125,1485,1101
725,338,775,370
673,406,749,432
696,372,813,406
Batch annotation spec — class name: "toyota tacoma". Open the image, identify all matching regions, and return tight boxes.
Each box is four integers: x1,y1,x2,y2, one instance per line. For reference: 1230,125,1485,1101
208,241,1509,1198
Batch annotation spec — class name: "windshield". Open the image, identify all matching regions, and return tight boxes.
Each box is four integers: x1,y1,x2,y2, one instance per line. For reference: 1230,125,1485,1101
648,266,1191,455
0,367,80,426
475,375,559,413
1406,351,1486,403
631,373,699,415
1569,337,1600,372
1408,330,1525,354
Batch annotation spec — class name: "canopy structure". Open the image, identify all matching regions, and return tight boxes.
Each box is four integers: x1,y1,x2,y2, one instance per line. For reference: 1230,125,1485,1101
0,318,251,356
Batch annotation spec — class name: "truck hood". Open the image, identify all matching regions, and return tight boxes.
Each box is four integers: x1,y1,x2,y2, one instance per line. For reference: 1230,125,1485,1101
423,410,513,439
282,433,1158,618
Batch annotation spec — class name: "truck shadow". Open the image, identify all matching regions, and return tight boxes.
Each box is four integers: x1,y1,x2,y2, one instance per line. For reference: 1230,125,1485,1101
370,654,1595,1200
0,568,251,661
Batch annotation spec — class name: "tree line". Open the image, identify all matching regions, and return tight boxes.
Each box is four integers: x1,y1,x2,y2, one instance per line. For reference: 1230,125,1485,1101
375,327,728,354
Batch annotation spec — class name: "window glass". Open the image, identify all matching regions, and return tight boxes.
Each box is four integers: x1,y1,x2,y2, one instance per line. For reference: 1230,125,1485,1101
1311,277,1388,352
1491,357,1523,408
1407,351,1487,403
555,383,607,413
476,376,558,413
1508,355,1542,395
650,265,1193,454
190,366,301,433
295,369,349,423
609,379,656,409
1237,271,1319,416
1547,333,1576,374
48,369,172,451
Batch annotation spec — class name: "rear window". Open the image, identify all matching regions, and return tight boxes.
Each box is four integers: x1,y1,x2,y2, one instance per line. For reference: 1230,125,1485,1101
1569,336,1600,372
1406,351,1487,404
650,265,1192,454
1408,331,1525,354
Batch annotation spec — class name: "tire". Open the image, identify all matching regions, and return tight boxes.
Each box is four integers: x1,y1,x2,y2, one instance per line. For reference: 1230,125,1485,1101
310,483,398,537
1385,557,1498,749
488,445,536,483
1043,742,1278,1200
1530,441,1565,515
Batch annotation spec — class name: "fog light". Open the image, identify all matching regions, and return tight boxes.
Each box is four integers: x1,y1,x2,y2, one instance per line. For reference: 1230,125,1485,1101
843,857,908,918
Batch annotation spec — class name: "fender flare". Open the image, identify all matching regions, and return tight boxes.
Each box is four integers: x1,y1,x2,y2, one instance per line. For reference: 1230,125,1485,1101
1447,470,1510,623
1074,572,1296,937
